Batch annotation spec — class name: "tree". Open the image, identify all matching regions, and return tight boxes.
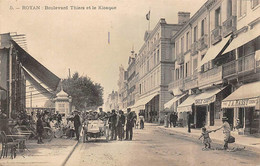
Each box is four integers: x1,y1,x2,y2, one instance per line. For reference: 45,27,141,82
58,72,103,111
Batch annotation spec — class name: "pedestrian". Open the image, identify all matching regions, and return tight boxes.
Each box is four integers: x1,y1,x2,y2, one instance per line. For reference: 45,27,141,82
109,109,117,140
73,111,81,141
116,110,125,141
36,114,44,144
173,112,178,127
199,127,214,149
214,117,231,150
139,113,144,129
187,112,192,133
164,113,169,128
67,119,75,139
169,112,174,127
125,108,136,140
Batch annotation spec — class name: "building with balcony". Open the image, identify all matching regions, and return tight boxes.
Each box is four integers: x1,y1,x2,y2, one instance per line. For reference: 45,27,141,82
166,0,260,135
117,65,128,112
126,51,137,109
130,18,183,123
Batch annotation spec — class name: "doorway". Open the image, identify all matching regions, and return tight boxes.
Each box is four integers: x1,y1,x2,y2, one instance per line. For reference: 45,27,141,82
196,106,207,128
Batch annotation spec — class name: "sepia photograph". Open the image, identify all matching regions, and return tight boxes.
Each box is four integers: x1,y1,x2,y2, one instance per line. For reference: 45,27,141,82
0,0,259,165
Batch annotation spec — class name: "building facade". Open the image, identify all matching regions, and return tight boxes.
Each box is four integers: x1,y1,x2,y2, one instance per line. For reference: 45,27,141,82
165,0,259,135
105,90,119,111
127,51,137,109
117,65,128,112
132,18,183,123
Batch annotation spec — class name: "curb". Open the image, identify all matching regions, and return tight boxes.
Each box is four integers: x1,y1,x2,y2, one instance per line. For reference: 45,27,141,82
157,126,260,153
61,141,79,166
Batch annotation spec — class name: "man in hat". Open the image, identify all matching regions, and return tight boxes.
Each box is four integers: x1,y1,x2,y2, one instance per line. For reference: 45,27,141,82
73,110,81,141
214,117,231,150
125,108,136,140
36,114,44,144
109,109,117,140
116,110,125,141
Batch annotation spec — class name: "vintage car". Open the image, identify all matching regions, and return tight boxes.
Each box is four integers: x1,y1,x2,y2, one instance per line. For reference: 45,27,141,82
82,118,109,142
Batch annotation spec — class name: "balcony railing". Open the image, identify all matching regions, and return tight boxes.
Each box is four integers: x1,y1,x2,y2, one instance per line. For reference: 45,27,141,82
223,53,258,78
173,78,184,90
223,16,237,37
198,34,208,51
191,41,198,56
198,66,222,87
211,26,222,45
176,52,184,65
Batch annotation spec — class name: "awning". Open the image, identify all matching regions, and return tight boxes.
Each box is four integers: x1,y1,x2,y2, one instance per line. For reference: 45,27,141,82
222,81,260,108
132,93,159,110
11,40,60,91
195,86,226,105
164,93,187,109
23,68,54,98
177,95,197,113
223,28,259,54
170,87,183,96
199,35,232,68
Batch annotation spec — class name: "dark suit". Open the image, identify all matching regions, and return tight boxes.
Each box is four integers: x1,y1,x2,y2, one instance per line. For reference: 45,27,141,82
126,112,136,140
109,113,117,140
116,114,125,140
73,114,81,140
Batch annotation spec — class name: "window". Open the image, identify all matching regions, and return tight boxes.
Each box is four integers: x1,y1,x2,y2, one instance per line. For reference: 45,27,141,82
194,26,198,42
185,62,188,77
181,37,184,53
180,65,184,78
227,0,232,17
154,53,156,66
176,69,179,80
193,58,198,72
157,49,160,63
215,7,221,27
139,84,141,94
186,32,190,51
238,0,247,17
251,0,259,8
201,19,205,36
147,61,149,72
176,41,179,55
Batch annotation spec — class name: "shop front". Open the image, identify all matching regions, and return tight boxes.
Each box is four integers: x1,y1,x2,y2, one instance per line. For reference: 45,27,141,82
222,81,260,135
194,87,226,128
177,94,197,127
131,93,159,123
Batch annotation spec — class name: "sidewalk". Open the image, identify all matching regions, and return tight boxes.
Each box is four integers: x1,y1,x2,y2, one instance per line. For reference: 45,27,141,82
157,125,260,152
0,138,78,166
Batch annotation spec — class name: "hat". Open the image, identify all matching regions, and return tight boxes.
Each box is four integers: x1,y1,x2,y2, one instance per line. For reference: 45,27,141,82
222,117,228,121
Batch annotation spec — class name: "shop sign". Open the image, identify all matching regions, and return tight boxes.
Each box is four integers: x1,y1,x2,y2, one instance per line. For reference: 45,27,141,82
177,105,192,113
222,98,258,108
195,95,216,105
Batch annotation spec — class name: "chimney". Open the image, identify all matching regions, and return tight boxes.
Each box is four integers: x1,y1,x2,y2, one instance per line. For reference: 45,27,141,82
178,12,190,25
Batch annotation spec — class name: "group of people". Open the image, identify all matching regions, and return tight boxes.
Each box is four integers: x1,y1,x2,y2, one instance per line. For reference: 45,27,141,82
36,110,82,144
105,108,137,141
164,112,178,128
198,117,233,150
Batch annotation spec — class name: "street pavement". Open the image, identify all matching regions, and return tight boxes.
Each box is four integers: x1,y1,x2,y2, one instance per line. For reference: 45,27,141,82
0,138,77,166
65,123,260,166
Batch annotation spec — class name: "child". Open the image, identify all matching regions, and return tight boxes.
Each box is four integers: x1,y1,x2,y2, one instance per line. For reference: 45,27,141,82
199,127,214,149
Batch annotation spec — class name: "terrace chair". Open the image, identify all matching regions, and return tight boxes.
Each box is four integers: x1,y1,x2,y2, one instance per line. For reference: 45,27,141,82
0,131,19,159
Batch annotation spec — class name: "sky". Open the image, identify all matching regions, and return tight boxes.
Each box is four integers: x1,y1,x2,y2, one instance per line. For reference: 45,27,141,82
0,0,207,107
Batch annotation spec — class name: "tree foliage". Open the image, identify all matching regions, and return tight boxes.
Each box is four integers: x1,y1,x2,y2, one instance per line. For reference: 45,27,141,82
58,72,104,111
